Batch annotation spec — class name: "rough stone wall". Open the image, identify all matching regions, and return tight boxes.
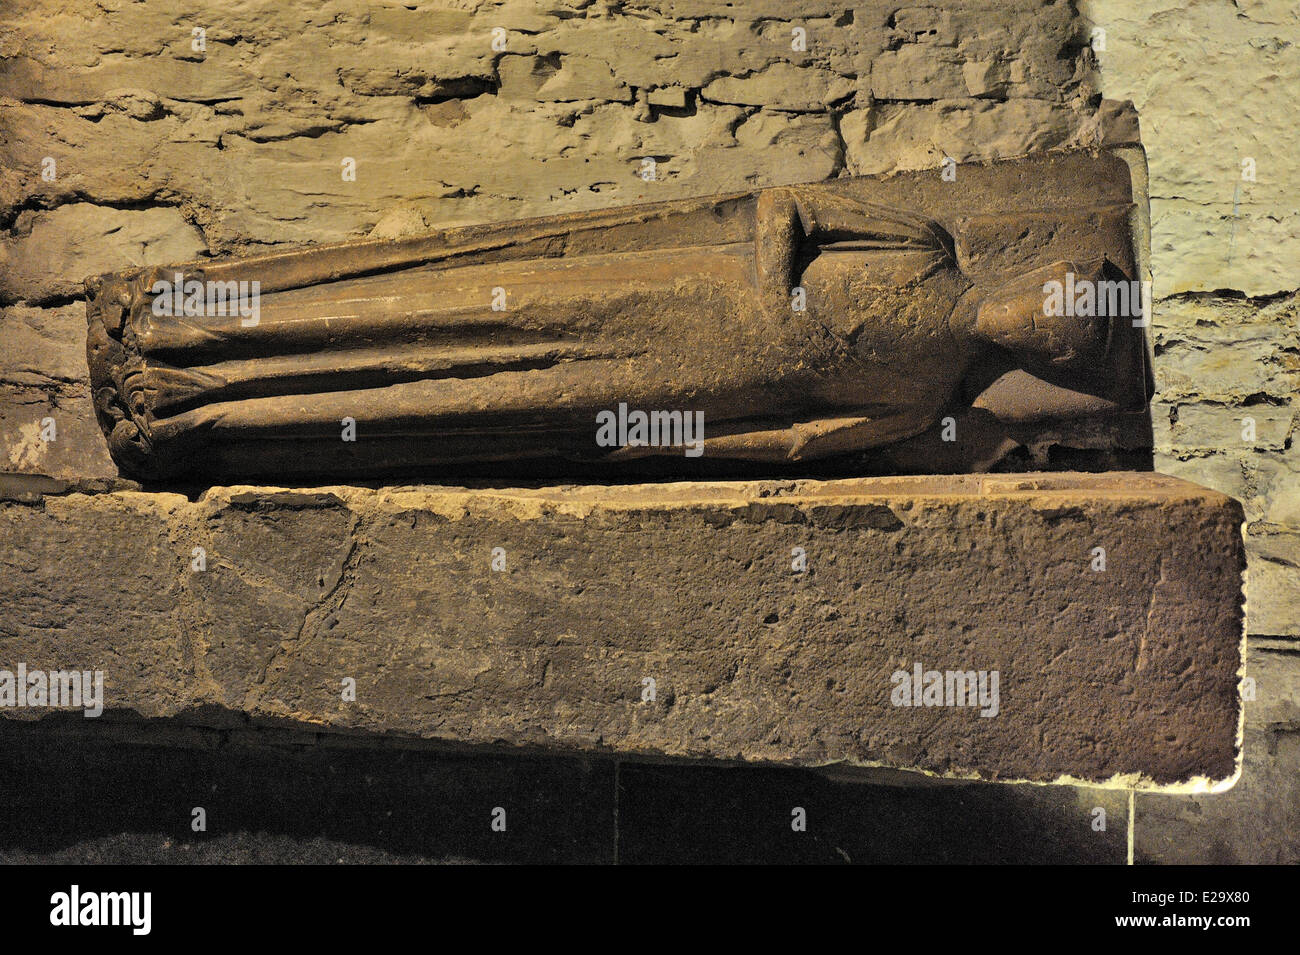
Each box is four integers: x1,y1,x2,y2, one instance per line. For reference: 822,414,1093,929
0,1,1294,861
1085,0,1299,641
0,0,1107,250
1084,0,1299,862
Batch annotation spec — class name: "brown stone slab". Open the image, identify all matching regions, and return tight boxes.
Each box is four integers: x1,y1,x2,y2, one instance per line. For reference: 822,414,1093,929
0,472,1243,787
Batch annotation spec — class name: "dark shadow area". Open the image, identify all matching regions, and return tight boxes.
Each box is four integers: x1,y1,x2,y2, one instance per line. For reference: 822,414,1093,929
0,718,615,864
0,718,1126,864
119,404,1152,495
617,764,1126,865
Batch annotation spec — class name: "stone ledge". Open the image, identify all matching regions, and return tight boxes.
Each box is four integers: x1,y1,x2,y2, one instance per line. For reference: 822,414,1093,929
0,472,1245,788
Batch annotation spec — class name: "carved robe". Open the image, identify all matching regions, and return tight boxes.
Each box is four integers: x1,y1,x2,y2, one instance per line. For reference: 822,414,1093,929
86,182,1118,480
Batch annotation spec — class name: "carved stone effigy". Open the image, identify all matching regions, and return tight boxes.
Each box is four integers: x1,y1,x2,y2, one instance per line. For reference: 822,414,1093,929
40,151,1245,789
85,152,1151,480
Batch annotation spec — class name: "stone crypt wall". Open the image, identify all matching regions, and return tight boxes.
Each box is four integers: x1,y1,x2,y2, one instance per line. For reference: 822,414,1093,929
1084,0,1299,863
0,1,1295,862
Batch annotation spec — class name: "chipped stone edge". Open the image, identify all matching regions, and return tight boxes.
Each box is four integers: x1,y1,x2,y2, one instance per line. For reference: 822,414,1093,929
2,471,1247,792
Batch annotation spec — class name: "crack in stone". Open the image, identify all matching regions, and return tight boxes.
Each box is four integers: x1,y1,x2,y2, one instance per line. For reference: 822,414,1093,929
1136,554,1168,673
241,510,366,712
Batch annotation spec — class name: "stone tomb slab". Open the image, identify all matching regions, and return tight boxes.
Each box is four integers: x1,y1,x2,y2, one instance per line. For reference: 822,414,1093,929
0,472,1244,788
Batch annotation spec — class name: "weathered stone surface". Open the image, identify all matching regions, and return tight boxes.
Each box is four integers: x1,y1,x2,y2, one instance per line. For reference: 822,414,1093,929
1083,0,1300,727
1151,291,1300,636
0,304,118,479
840,99,1080,176
0,0,1289,860
0,150,1156,484
1087,0,1300,651
0,0,1108,252
0,204,206,305
0,473,1245,786
1084,0,1300,297
1136,645,1300,863
0,0,1151,489
82,153,1151,482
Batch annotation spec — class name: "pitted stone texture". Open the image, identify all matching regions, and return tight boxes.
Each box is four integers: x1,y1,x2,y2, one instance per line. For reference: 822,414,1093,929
0,204,207,305
1084,0,1299,297
0,0,1106,257
1136,647,1300,863
5,150,1151,482
1151,290,1300,636
0,304,117,479
0,0,1140,482
0,474,1245,786
1080,0,1300,644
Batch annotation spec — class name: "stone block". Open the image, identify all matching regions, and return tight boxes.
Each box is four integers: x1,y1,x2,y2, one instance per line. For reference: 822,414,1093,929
0,473,1245,787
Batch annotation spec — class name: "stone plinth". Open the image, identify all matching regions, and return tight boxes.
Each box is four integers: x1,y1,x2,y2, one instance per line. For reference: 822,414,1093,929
0,473,1244,787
